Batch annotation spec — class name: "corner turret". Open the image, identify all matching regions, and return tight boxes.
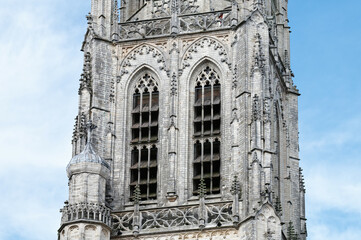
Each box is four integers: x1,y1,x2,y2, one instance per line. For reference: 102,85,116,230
58,121,111,240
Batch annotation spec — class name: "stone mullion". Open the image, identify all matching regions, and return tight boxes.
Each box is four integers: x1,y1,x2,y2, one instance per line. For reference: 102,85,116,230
147,145,151,199
137,147,141,186
139,91,143,144
201,83,205,181
210,139,214,193
147,90,153,200
201,140,204,181
210,82,214,193
148,91,152,143
211,83,214,136
201,83,205,138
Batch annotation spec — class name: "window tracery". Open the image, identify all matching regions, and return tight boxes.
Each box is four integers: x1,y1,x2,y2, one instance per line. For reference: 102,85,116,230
193,66,221,195
130,73,159,201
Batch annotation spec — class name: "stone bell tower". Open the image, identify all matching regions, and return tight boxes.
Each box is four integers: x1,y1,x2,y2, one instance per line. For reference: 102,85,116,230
59,0,307,240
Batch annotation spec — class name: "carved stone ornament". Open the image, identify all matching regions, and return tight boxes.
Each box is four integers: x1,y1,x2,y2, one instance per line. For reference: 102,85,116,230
181,37,231,72
72,112,87,143
252,94,261,122
152,0,171,17
264,98,271,123
111,202,234,236
170,72,178,96
118,45,168,82
79,52,92,94
232,66,238,89
251,33,266,77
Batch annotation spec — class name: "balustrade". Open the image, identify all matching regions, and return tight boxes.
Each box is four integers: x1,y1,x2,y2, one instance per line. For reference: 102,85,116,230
111,201,239,236
118,9,234,41
60,202,111,227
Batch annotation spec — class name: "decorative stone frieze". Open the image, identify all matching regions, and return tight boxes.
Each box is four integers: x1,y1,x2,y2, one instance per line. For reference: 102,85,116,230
111,201,235,236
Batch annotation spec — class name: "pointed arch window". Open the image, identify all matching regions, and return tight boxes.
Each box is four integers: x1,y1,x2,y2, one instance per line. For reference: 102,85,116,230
130,73,159,201
193,66,221,195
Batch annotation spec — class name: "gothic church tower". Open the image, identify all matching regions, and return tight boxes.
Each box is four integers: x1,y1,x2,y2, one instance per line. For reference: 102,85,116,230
59,0,306,239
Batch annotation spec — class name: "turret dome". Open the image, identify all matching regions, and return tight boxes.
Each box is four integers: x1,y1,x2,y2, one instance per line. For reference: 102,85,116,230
67,121,110,170
67,141,110,169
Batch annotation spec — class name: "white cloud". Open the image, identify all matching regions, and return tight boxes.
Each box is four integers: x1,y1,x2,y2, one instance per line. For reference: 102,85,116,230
309,224,361,240
0,1,360,240
301,114,361,152
306,165,361,215
0,167,68,240
0,1,87,239
301,114,361,215
300,112,361,240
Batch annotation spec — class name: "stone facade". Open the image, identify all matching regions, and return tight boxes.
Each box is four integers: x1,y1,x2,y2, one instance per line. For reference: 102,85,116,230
59,1,307,240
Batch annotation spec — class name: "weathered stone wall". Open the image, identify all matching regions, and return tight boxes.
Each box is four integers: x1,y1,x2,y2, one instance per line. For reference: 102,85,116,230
61,0,306,239
59,223,110,240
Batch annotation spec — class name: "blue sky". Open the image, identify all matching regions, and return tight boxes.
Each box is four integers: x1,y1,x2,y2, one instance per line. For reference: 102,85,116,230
0,0,360,239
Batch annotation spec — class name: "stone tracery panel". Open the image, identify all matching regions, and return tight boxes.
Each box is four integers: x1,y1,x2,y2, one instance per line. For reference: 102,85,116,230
118,45,168,82
111,201,235,236
181,37,231,73
179,10,232,33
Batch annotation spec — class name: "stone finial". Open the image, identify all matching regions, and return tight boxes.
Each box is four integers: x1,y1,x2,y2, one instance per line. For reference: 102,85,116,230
287,221,300,240
299,168,306,192
79,52,92,94
252,151,259,163
251,33,266,76
231,176,241,198
254,0,265,13
198,178,207,198
252,94,261,122
133,185,141,204
85,120,97,144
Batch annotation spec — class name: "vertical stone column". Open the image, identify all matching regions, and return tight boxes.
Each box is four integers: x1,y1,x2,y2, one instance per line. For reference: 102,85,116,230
167,37,180,201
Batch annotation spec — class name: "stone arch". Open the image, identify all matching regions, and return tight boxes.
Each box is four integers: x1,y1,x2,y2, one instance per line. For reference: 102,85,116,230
272,80,288,205
183,58,227,197
68,225,80,239
122,65,163,95
84,225,97,240
180,37,231,74
100,229,109,240
114,65,165,203
272,102,282,200
118,44,169,82
188,57,225,84
178,41,233,195
255,203,282,240
248,10,268,32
